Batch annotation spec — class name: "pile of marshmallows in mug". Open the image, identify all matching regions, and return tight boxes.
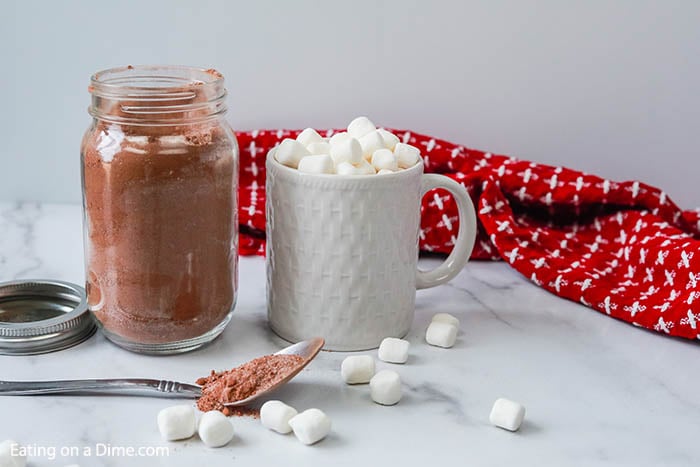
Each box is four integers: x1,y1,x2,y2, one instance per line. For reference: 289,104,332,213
273,116,421,175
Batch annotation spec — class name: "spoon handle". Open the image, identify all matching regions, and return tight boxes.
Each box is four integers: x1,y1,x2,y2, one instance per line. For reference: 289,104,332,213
0,379,202,398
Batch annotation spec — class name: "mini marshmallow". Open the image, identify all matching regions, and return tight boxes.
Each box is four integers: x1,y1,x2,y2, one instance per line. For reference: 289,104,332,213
157,405,196,441
330,138,364,166
347,116,376,138
341,355,375,384
296,128,324,147
288,409,332,445
432,312,460,328
329,131,352,146
275,138,311,169
490,398,526,432
198,410,235,447
359,131,386,159
261,400,298,434
377,169,394,175
371,149,399,171
0,440,26,467
377,337,409,364
306,141,332,155
370,370,402,405
377,128,400,150
394,142,421,168
336,160,375,175
335,162,362,176
426,321,457,348
357,159,376,174
298,154,335,174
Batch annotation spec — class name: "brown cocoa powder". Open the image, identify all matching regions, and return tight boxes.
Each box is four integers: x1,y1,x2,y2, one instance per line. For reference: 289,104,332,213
81,117,237,344
196,354,305,418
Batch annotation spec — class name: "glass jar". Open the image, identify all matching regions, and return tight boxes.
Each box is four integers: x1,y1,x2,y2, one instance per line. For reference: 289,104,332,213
81,65,238,354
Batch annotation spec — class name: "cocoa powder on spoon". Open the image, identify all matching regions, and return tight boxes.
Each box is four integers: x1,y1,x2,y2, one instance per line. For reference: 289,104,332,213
196,354,304,418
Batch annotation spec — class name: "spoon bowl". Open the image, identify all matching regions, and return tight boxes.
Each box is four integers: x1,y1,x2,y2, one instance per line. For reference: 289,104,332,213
223,336,325,407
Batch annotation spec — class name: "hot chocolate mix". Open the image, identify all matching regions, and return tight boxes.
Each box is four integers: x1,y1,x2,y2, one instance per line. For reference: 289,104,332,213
81,118,237,344
196,354,305,417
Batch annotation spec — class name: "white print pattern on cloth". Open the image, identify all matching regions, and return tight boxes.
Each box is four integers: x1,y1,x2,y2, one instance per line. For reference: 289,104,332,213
235,128,700,340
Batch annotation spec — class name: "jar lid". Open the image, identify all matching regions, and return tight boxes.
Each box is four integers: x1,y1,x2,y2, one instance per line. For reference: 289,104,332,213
0,280,96,355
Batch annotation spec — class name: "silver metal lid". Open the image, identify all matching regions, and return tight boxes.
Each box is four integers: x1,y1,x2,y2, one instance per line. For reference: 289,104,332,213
0,280,96,355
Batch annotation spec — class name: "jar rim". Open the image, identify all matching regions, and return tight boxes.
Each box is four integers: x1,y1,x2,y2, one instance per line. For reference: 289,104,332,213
89,65,224,96
88,65,228,125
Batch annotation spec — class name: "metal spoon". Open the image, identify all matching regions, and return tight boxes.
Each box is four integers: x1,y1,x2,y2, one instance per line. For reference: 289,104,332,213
0,337,325,407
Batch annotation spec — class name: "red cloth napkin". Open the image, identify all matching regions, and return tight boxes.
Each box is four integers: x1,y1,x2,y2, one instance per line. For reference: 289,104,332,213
236,129,700,341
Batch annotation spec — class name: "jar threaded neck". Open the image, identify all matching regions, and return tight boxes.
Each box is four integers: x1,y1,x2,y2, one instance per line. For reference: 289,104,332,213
88,65,227,126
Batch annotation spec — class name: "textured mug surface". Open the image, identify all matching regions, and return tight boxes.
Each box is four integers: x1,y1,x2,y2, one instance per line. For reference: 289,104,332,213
266,151,475,350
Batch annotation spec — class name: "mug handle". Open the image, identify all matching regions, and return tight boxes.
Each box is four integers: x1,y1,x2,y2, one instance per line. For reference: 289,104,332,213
416,174,477,289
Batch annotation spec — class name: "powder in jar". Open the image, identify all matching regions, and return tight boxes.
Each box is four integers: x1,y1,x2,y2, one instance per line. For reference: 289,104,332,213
81,67,238,351
196,354,305,418
81,114,237,345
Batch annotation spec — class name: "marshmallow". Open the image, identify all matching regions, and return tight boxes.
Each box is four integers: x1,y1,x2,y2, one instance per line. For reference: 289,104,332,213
336,162,361,176
198,410,235,447
426,321,458,348
359,131,386,159
275,138,311,169
341,355,375,384
298,154,335,174
377,169,394,175
288,409,332,445
370,370,402,405
0,440,26,467
490,398,526,432
377,337,409,364
432,312,460,328
296,128,324,147
306,141,332,155
371,149,399,172
329,131,352,146
157,405,196,441
393,142,421,168
260,400,298,434
377,128,400,150
358,159,376,174
347,116,376,138
330,138,364,166
336,161,375,175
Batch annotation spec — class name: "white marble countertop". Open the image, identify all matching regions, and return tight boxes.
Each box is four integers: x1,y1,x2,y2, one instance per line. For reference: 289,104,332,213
0,202,698,466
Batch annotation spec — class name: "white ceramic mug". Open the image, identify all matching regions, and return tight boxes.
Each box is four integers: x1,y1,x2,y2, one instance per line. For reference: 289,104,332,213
266,151,477,350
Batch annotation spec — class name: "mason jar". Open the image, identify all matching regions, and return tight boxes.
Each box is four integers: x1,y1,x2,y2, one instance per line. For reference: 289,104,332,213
80,65,238,354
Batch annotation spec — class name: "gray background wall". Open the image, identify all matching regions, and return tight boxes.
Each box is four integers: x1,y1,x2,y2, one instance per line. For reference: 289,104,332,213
2,0,699,206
